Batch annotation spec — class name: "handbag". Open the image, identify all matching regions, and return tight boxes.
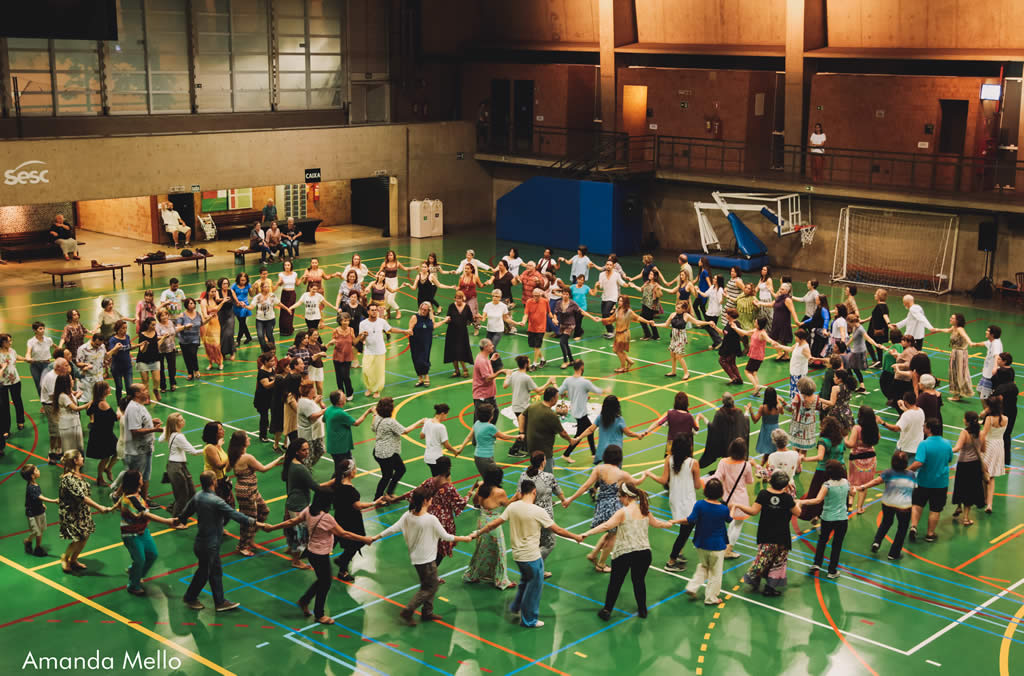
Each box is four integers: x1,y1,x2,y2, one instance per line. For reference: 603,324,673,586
724,460,749,506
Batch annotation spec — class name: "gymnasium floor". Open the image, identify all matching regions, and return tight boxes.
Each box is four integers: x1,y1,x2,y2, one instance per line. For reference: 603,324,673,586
0,235,1021,676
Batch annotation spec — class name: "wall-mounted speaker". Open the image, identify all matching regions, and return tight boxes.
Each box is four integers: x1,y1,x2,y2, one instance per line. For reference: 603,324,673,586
978,220,997,252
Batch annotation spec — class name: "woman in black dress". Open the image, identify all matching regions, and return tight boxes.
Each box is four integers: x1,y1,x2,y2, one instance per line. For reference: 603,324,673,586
766,281,798,360
866,288,890,367
85,381,118,486
488,260,519,311
403,262,451,310
407,302,450,387
444,290,475,377
269,357,290,451
218,277,238,361
330,458,386,581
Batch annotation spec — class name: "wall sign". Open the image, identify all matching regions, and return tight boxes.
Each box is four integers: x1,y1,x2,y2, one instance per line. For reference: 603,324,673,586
304,168,322,183
4,160,50,185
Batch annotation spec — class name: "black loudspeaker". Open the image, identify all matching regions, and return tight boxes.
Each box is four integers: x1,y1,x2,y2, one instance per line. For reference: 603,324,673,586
978,220,997,252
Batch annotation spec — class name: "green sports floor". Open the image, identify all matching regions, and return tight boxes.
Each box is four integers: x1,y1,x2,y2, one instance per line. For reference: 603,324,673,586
0,235,1021,676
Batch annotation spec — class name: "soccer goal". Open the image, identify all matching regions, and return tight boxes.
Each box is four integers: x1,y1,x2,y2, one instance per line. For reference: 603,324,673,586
831,206,959,295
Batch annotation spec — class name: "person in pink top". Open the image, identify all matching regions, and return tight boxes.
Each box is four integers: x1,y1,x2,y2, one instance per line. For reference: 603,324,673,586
731,316,781,396
712,437,755,560
270,490,373,624
473,338,508,424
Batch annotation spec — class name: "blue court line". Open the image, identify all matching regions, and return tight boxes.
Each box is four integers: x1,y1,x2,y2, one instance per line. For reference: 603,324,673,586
196,378,255,398
327,618,451,675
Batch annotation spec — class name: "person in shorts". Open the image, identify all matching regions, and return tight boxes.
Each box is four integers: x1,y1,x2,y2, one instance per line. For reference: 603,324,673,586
522,287,551,371
908,417,953,543
22,464,57,556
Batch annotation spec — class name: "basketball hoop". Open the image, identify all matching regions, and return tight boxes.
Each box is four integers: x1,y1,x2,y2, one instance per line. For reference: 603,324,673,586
798,224,817,247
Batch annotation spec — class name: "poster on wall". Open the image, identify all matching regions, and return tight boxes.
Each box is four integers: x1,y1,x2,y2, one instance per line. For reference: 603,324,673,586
201,188,253,212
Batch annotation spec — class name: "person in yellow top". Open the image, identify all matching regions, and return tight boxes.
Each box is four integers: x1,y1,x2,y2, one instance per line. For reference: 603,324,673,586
202,421,232,506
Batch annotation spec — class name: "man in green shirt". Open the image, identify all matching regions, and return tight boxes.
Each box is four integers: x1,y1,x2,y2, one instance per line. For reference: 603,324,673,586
519,387,572,471
324,390,361,462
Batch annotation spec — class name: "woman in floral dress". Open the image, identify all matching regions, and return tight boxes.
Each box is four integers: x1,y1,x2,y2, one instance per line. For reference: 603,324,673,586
517,451,567,562
395,456,467,565
59,449,114,573
60,310,86,359
465,467,516,589
821,370,857,434
788,376,820,467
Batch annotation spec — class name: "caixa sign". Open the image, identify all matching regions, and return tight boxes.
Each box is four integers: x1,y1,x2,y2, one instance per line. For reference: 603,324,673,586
4,160,50,185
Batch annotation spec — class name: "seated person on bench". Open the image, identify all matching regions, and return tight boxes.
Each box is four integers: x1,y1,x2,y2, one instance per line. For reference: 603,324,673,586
265,221,283,261
49,214,80,261
281,217,301,258
249,221,273,263
160,202,192,248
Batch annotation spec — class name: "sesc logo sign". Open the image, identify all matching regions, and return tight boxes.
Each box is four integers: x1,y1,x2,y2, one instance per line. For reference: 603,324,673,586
4,160,50,186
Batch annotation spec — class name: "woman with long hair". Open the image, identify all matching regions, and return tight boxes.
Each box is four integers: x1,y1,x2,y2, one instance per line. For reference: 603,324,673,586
642,434,702,571
951,411,986,526
269,356,291,451
747,387,785,461
217,277,239,361
845,405,880,514
444,290,475,378
0,333,26,435
54,374,87,454
821,369,858,434
640,391,706,456
564,445,635,572
457,263,485,333
799,416,845,526
393,456,468,576
731,315,782,395
85,381,119,487
201,280,227,370
371,485,474,626
271,489,373,624
581,483,677,620
931,313,975,401
980,396,1007,513
248,279,287,353
60,309,86,359
574,395,644,465
154,309,184,392
717,308,745,385
176,298,209,380
379,250,411,319
59,449,115,573
695,273,725,347
161,412,201,518
335,269,364,311
582,296,655,373
486,260,518,312
280,438,322,569
229,430,282,556
712,437,755,560
118,469,178,595
655,299,718,379
232,272,254,345
517,451,567,565
278,259,299,337
135,317,163,402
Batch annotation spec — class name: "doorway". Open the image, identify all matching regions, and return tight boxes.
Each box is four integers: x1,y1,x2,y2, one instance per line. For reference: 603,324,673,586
938,99,969,154
351,177,391,235
513,79,535,154
168,192,195,243
489,79,511,154
621,85,648,137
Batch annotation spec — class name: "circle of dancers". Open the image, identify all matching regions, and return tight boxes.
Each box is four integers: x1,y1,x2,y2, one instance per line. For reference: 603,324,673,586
4,248,1017,628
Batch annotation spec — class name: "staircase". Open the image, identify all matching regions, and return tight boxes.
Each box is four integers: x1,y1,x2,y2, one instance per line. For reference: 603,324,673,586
548,131,655,181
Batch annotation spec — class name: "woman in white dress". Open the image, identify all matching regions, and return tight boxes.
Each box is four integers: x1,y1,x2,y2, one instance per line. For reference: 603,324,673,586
641,434,701,571
980,396,1007,513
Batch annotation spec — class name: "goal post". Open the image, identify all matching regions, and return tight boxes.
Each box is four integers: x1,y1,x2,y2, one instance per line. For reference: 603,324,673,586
831,206,959,295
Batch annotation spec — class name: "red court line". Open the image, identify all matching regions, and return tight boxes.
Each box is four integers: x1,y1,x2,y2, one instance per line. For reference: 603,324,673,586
0,413,38,486
814,576,881,676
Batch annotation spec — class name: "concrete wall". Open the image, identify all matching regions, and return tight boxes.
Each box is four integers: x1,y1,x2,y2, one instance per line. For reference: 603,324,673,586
0,121,491,236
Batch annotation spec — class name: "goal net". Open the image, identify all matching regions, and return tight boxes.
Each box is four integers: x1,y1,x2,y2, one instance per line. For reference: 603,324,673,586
831,206,959,295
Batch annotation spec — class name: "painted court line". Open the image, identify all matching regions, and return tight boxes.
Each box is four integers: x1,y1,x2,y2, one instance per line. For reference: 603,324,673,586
906,577,1024,655
990,524,1024,544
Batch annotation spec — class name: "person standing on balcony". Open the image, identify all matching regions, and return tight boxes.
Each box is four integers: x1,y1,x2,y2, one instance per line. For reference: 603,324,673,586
809,123,826,183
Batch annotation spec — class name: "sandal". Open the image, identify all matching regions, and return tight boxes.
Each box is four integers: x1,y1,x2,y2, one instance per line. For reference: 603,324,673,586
316,617,335,625
613,368,627,374
291,560,311,570
594,565,612,573
962,519,974,526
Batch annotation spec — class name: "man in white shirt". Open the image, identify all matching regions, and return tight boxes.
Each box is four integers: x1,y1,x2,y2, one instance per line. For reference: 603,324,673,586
124,383,162,503
159,278,186,318
40,358,70,464
878,391,924,456
559,359,608,460
595,261,626,338
475,480,582,628
890,294,933,350
161,202,191,247
447,249,492,275
356,304,411,398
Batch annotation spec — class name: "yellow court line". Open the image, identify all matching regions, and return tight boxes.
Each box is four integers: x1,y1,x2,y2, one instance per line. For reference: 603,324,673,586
999,601,1024,676
990,524,1024,545
31,520,195,571
0,554,235,676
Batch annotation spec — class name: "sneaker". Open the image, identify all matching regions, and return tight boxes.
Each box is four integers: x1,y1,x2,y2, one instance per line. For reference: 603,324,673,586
887,554,903,561
870,542,880,553
539,360,547,368
597,608,611,621
704,598,723,606
215,600,240,612
184,599,205,610
398,609,416,626
827,571,841,580
664,560,686,572
127,586,146,596
32,547,46,557
421,613,443,622
338,572,355,582
23,540,32,554
908,527,917,542
809,564,820,572
762,587,782,597
924,534,937,543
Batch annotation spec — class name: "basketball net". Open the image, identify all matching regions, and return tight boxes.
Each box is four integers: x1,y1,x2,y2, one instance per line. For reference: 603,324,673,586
799,225,816,247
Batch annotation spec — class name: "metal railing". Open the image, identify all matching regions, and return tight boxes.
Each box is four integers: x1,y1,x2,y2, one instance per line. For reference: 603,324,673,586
476,125,1024,199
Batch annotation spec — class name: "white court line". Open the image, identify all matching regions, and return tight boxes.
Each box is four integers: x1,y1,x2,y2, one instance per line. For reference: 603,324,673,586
926,660,942,667
256,642,270,648
905,576,1024,655
283,633,364,672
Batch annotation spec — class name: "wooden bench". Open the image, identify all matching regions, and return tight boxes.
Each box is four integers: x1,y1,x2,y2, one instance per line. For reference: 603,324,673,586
135,253,213,278
0,230,85,262
42,263,129,288
230,246,267,264
207,210,261,240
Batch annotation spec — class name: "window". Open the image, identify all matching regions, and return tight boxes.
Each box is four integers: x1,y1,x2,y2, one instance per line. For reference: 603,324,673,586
7,38,54,116
106,0,149,113
196,0,272,112
277,0,345,110
145,0,190,113
53,40,102,115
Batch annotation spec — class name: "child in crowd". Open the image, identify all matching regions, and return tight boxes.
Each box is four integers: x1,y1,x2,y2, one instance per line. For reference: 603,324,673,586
799,460,851,579
736,471,801,596
682,478,732,606
22,464,58,556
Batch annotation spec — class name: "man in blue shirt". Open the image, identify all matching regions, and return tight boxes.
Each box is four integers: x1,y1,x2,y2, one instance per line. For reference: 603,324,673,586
176,471,267,611
908,418,953,543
